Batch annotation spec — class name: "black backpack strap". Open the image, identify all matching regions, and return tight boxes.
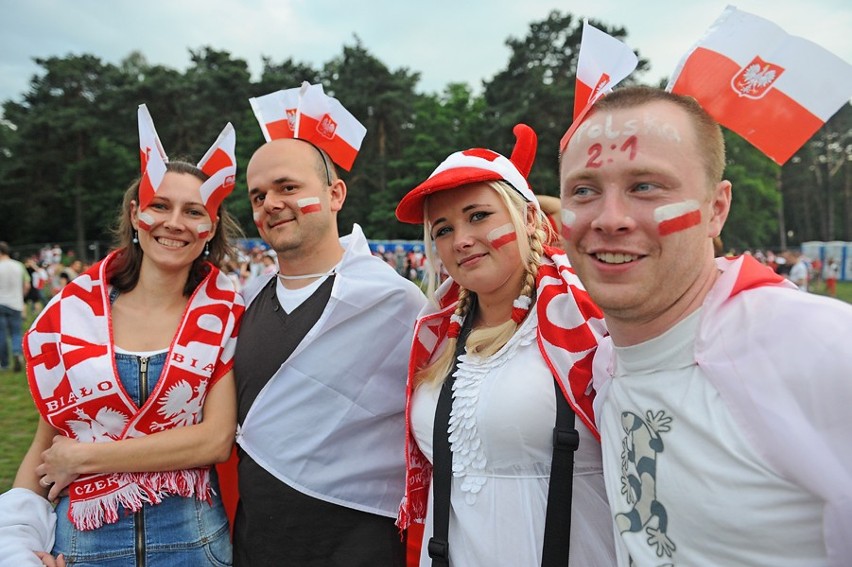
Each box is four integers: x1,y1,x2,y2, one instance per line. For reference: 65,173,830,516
429,303,475,567
541,378,579,567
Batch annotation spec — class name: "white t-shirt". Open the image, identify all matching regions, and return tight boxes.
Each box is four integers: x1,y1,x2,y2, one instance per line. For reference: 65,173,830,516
0,258,26,311
597,309,827,566
411,310,615,566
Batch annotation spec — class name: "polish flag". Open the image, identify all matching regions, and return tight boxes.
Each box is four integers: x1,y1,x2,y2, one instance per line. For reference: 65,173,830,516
666,6,852,165
487,224,517,249
250,82,367,171
197,123,237,220
561,22,638,151
654,200,702,236
249,88,301,141
137,104,168,217
573,20,639,120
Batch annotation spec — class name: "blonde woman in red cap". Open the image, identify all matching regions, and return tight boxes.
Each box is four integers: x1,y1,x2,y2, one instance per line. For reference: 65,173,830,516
395,125,616,567
0,106,243,567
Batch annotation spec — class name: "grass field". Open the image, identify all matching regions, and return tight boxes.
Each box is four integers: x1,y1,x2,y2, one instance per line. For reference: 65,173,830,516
2,281,851,492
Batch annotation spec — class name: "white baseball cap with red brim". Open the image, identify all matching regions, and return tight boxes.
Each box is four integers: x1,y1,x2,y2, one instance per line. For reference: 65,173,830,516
395,124,538,224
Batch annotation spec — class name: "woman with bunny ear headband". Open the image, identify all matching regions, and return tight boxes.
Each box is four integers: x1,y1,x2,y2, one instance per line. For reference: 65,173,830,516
395,125,616,566
0,105,244,567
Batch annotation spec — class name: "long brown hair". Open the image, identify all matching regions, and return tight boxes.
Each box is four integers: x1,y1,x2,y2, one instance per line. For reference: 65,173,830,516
109,160,244,296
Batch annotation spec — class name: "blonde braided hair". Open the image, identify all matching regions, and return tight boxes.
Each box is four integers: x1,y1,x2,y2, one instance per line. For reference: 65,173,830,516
415,181,549,386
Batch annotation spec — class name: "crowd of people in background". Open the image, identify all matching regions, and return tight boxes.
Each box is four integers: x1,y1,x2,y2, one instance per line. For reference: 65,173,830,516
730,248,842,296
0,240,846,319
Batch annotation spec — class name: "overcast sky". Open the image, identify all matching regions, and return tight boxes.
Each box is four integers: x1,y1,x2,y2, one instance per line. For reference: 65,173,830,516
2,0,850,110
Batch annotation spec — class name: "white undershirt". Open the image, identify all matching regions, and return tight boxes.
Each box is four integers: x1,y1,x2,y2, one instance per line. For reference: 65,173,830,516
275,273,333,313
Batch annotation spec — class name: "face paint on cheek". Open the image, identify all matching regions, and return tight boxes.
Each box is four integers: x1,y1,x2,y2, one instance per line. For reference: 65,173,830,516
252,211,263,229
197,222,212,239
654,200,702,236
138,211,155,232
561,209,576,240
487,224,517,249
297,197,322,214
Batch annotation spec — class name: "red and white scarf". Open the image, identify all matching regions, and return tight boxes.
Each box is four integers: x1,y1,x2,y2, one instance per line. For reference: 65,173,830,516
24,251,244,530
397,245,606,529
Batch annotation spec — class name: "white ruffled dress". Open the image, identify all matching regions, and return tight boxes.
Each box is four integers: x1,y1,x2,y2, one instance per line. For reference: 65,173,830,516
410,310,614,566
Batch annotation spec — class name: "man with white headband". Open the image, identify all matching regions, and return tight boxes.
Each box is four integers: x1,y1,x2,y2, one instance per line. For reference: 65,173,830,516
232,83,425,566
559,85,852,566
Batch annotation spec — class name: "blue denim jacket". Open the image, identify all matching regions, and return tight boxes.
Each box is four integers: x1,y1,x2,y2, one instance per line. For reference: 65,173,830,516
52,351,232,566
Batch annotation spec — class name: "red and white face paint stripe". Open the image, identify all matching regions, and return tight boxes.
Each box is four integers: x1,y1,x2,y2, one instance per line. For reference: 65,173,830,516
297,197,322,214
252,211,263,229
561,209,576,240
197,222,213,239
487,223,517,249
138,211,156,232
654,200,702,236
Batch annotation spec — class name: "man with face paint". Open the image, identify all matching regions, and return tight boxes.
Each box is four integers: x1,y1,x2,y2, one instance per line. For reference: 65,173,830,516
559,86,852,566
232,87,425,566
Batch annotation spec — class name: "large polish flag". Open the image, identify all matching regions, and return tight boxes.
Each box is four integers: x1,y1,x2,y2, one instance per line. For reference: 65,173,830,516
573,20,639,120
249,82,367,171
137,104,168,213
666,5,852,165
197,123,237,219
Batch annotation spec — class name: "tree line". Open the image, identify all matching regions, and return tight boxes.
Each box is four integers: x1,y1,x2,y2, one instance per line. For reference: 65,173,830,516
1,10,849,261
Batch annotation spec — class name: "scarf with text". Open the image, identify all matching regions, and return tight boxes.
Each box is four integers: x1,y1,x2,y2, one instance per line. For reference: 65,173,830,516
24,251,243,530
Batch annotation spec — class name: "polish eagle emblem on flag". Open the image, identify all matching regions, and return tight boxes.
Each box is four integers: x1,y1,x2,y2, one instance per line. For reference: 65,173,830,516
731,55,785,99
286,108,298,131
318,114,337,139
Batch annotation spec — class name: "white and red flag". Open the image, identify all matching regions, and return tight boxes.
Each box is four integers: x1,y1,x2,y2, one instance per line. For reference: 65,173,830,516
137,104,168,217
249,82,367,171
573,20,639,121
666,5,852,165
197,123,237,220
561,21,638,151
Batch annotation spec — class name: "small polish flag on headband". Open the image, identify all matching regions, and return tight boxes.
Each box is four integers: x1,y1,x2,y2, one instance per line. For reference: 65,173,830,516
573,20,639,121
666,6,852,165
137,105,237,222
249,82,367,171
654,200,702,236
197,123,237,220
561,22,639,152
137,105,168,225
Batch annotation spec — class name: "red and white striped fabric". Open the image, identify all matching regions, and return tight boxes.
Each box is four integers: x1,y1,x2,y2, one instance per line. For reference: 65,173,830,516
249,82,367,171
197,123,237,220
573,20,639,120
137,105,168,218
666,5,852,165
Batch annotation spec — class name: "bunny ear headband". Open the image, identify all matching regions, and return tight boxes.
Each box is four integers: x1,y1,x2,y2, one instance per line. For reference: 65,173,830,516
137,104,236,223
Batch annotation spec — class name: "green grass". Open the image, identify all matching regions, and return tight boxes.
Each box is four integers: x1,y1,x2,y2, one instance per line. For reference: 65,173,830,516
0,368,39,491
3,280,851,492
